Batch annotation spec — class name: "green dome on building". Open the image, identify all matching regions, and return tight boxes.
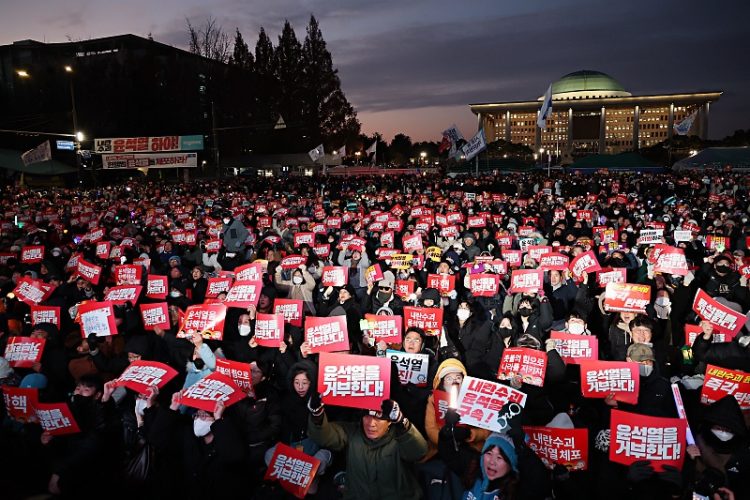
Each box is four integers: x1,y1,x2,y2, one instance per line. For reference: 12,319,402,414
547,70,631,99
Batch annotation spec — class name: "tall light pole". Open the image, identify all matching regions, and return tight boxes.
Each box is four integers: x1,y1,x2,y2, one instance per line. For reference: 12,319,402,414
64,65,83,182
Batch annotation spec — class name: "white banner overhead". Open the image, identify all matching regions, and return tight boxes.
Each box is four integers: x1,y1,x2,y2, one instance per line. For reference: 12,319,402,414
102,152,198,169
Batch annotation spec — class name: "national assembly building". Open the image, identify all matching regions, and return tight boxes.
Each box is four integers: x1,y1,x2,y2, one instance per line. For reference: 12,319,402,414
469,70,721,158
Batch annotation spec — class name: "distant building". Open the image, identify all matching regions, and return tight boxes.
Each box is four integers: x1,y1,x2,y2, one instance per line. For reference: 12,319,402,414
0,34,249,162
469,70,721,158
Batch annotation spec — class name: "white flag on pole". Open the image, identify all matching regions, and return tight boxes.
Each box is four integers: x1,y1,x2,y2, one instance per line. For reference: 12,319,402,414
673,110,698,136
461,129,487,161
537,84,553,130
365,141,377,156
337,145,346,157
21,141,52,167
308,144,324,162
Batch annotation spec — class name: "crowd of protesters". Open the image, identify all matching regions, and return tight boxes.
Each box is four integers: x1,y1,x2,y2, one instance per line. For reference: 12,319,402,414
0,169,749,500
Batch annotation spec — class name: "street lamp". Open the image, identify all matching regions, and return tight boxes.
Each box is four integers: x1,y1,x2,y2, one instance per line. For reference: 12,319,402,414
76,131,85,142
64,65,82,181
64,65,73,73
354,151,361,165
16,69,30,78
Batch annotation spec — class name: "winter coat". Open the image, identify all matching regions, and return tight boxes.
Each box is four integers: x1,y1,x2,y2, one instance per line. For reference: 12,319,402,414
692,334,750,372
274,266,317,315
308,413,428,500
279,360,317,445
448,316,493,376
337,250,371,289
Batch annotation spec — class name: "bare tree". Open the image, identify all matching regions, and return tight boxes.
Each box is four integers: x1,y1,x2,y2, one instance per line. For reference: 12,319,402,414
186,17,231,63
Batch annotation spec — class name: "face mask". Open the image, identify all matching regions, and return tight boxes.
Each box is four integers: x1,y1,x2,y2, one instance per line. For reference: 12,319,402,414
84,289,95,298
457,309,471,321
376,290,392,303
223,218,231,224
239,324,252,337
715,265,731,274
135,398,148,417
499,327,513,339
613,210,620,215
193,418,213,437
292,276,303,285
655,297,671,308
711,429,734,442
639,364,653,377
170,291,181,298
519,307,532,317
568,323,585,335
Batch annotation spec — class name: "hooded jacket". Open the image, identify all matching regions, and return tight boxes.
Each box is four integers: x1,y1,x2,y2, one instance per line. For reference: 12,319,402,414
423,358,490,461
280,360,317,445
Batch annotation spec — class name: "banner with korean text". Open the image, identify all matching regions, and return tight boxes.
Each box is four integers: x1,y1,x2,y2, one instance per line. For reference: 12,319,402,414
317,352,391,410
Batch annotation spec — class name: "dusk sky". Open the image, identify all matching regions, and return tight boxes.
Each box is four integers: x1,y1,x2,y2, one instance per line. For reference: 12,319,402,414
2,0,748,143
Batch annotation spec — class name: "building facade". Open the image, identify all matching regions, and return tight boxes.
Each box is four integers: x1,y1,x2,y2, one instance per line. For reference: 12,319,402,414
470,70,721,158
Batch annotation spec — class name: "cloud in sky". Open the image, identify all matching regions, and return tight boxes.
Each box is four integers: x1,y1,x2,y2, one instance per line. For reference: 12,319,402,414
0,0,747,142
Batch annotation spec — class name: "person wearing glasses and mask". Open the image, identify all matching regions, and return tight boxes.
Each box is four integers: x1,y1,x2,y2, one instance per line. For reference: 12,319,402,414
363,270,404,316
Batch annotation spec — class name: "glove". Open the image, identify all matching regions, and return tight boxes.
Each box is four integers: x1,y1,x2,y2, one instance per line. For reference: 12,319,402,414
307,392,324,417
448,290,458,300
444,409,461,427
499,402,524,442
380,399,403,424
87,333,100,353
626,460,654,483
657,465,682,489
545,338,557,353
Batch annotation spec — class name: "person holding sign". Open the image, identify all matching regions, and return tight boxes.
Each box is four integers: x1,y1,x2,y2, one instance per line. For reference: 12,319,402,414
447,300,493,378
147,391,245,498
306,394,428,500
337,247,370,301
692,321,750,373
618,344,677,418
274,264,317,315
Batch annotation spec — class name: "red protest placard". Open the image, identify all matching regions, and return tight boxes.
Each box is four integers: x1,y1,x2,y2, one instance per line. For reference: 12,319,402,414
293,232,315,247
427,274,456,297
433,389,451,427
264,442,321,499
178,303,227,340
313,244,330,259
21,245,45,264
365,264,384,287
457,376,527,433
274,298,304,327
403,234,423,253
224,280,262,309
77,301,118,337
610,409,686,471
550,331,598,364
321,266,347,287
508,269,543,293
114,265,143,285
579,360,639,404
280,255,306,270
114,360,178,395
104,285,143,306
528,245,552,262
139,302,171,331
468,273,500,297
254,313,284,347
403,306,444,336
700,364,750,410
524,426,589,471
76,258,103,285
2,386,38,421
234,262,264,282
34,402,80,436
692,289,746,338
30,305,61,328
364,314,402,343
4,337,45,368
597,268,627,286
395,279,415,299
305,316,349,353
215,358,253,393
604,283,651,313
503,249,523,267
685,323,728,345
95,241,111,259
654,246,689,276
13,278,54,306
180,372,245,412
569,250,602,278
497,347,547,387
317,352,391,410
539,253,569,271
206,277,233,298
146,275,168,300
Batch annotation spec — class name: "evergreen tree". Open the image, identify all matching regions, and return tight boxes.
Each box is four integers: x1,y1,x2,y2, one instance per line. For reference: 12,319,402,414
254,27,275,77
302,16,361,148
274,21,305,129
253,27,278,126
229,28,254,72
